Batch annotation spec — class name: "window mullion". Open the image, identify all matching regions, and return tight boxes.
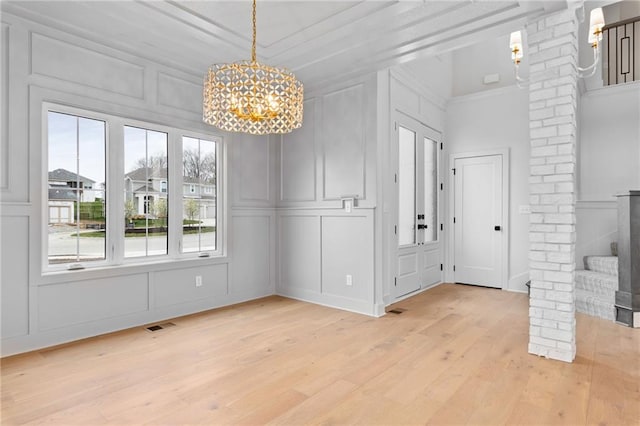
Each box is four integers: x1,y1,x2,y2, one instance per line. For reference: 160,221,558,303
109,119,125,265
168,130,182,258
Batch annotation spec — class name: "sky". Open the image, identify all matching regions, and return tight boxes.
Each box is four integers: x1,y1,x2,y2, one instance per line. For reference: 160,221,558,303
48,112,217,186
48,112,168,185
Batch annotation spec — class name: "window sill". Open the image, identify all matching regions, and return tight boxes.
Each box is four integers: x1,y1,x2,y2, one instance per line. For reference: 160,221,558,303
37,254,228,286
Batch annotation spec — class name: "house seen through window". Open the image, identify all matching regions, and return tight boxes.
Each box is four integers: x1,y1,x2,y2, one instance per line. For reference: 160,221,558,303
46,107,221,269
47,111,106,265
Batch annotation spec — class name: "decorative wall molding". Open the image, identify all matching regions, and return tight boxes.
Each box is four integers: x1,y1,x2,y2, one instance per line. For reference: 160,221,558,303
321,83,366,201
156,71,202,114
280,98,317,202
30,32,145,100
446,84,520,106
390,68,448,110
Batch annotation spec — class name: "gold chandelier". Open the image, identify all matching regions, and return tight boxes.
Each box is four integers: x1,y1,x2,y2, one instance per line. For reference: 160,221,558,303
203,0,304,135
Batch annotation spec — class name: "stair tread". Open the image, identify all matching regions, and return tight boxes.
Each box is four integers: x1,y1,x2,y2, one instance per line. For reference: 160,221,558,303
575,287,615,303
576,269,617,283
583,255,618,277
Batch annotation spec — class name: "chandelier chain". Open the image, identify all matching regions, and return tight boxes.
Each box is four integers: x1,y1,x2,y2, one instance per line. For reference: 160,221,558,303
251,0,257,63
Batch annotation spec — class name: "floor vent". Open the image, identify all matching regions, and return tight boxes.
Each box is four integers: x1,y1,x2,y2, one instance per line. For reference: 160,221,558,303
145,322,176,332
388,308,406,314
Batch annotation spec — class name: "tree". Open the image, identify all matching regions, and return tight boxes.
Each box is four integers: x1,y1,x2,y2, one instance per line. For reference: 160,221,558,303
133,154,167,172
183,148,216,184
153,198,168,229
124,199,136,225
184,199,199,226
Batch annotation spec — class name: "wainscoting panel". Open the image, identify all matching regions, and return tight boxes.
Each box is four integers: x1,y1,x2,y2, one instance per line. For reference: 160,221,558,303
321,215,373,302
231,215,272,295
281,99,316,202
154,264,228,308
31,32,145,99
157,72,202,114
234,133,271,204
278,215,321,292
38,273,149,331
398,252,418,277
423,246,442,287
277,209,376,315
322,84,365,200
1,216,29,339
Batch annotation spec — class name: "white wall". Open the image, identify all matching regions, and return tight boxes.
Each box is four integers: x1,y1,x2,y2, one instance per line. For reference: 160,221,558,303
0,12,277,356
452,34,526,97
575,82,640,266
375,56,450,307
445,86,531,292
275,74,379,315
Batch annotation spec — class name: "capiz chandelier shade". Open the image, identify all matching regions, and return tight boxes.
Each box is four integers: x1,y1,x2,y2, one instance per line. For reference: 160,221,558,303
203,0,303,135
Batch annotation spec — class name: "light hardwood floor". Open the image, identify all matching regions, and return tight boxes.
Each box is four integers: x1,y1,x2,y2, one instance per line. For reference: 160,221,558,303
1,283,639,425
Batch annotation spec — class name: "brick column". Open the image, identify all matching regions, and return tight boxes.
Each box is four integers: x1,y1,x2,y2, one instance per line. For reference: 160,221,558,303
526,9,579,363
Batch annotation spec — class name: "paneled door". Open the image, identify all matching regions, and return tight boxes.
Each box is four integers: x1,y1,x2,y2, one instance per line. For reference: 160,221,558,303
453,154,504,288
394,114,442,299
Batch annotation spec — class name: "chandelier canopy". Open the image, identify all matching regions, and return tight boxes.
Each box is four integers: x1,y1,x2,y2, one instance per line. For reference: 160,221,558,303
203,0,303,135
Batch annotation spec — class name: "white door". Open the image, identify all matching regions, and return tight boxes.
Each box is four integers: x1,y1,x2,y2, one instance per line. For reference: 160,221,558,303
453,154,503,288
395,114,442,299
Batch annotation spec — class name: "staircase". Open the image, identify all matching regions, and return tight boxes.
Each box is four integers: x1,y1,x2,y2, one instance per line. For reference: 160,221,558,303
575,256,618,321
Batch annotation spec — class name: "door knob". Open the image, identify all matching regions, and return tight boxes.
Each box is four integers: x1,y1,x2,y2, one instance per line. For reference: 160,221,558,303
418,224,427,230
494,225,501,231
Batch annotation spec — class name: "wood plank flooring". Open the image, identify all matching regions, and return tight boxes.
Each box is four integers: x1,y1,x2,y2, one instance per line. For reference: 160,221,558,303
1,283,639,425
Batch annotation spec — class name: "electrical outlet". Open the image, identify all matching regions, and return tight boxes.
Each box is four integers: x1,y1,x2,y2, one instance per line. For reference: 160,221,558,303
346,274,352,286
195,275,203,287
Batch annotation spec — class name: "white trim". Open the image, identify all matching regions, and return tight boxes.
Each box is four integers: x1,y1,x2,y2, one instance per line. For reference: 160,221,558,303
389,68,447,111
387,280,445,306
446,84,521,106
391,111,444,300
448,148,510,290
583,80,640,98
40,101,226,276
576,200,617,209
508,270,530,293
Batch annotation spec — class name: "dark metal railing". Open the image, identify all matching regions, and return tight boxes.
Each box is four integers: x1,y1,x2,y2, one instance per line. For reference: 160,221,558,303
602,16,640,85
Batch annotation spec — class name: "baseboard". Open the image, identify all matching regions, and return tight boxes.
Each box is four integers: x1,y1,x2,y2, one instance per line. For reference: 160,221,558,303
276,287,378,317
387,281,444,307
508,271,530,293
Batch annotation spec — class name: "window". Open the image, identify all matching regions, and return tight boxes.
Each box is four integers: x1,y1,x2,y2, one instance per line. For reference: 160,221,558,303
47,111,106,265
44,104,223,271
398,126,416,246
124,126,168,258
182,136,217,253
424,138,438,242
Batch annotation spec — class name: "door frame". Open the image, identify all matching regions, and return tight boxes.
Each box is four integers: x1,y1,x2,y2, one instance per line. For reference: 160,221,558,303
448,148,510,290
392,110,443,301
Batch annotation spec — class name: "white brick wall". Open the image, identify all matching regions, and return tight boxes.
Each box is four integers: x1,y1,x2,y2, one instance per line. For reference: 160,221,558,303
527,9,579,363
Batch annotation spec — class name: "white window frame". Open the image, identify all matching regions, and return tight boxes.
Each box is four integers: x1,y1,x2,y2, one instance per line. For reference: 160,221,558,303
179,132,222,256
42,102,225,273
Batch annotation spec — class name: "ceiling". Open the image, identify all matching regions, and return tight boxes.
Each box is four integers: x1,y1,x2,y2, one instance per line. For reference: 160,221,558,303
2,0,569,92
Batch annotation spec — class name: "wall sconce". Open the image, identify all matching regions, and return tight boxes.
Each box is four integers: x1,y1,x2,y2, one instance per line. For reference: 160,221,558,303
509,30,527,86
580,7,605,78
509,7,605,84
